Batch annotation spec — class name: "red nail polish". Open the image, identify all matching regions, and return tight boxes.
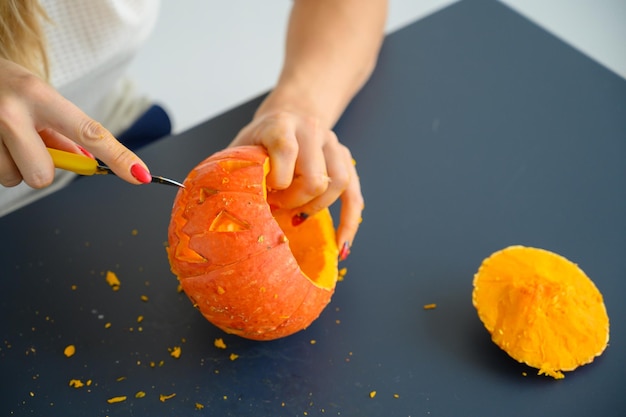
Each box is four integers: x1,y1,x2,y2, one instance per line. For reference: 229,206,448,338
130,163,151,184
339,241,351,261
77,146,95,159
292,213,309,226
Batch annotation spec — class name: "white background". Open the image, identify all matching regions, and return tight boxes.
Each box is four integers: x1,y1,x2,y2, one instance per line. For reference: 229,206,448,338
126,0,626,134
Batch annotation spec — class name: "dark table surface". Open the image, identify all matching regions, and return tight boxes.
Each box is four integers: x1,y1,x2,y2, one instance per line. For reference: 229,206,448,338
2,1,625,416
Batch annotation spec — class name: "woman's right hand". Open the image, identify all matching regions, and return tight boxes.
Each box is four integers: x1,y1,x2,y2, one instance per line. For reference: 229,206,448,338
0,58,152,188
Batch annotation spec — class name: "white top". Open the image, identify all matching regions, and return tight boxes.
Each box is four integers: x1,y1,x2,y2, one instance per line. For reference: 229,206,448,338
0,0,159,217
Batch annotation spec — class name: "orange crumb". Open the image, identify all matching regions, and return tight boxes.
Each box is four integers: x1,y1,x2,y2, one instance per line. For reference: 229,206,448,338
104,322,112,329
214,338,227,349
107,396,127,404
159,393,176,402
140,295,149,302
338,267,348,282
137,315,144,323
70,285,77,290
116,376,127,382
393,394,400,399
131,229,139,236
195,403,205,410
369,391,377,399
63,344,76,358
310,340,317,345
229,353,239,361
68,379,84,388
135,391,146,398
169,346,182,359
105,271,120,291
423,303,437,310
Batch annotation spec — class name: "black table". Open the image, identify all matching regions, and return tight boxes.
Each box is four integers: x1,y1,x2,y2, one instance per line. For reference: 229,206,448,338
2,1,625,415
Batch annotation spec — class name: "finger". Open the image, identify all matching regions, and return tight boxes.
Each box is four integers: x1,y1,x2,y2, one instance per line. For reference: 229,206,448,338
263,131,299,191
292,138,351,217
39,128,93,158
35,90,150,184
269,127,331,209
335,160,364,257
0,106,55,188
231,114,300,191
0,142,23,187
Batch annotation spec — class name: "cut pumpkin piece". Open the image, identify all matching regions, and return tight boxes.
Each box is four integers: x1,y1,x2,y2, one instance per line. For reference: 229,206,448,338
167,146,339,340
473,245,609,379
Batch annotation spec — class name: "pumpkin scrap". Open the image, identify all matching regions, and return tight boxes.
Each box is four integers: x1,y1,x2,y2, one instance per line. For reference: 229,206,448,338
63,344,76,358
105,271,120,291
159,393,176,402
107,396,127,404
167,146,339,340
472,245,609,379
68,379,84,388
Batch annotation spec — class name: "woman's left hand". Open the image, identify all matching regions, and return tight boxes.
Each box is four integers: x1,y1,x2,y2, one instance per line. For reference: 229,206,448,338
229,110,363,259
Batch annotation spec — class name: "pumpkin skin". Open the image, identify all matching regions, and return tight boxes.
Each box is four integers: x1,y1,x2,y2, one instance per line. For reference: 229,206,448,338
167,146,339,340
472,245,609,379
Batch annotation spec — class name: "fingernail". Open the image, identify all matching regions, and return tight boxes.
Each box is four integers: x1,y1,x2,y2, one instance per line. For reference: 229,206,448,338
130,163,152,184
339,241,351,261
77,146,95,159
292,213,309,226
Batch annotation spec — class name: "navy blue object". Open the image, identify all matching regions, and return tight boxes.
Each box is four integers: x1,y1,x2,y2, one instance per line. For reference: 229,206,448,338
117,104,172,151
1,1,625,416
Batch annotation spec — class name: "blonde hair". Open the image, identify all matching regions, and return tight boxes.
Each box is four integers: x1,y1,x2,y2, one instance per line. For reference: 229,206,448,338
0,0,49,80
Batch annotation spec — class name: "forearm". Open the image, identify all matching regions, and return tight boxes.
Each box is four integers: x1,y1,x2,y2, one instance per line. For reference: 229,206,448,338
256,0,388,128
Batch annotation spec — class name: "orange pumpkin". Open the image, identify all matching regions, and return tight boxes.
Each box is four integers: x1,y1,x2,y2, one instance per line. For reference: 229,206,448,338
167,146,339,340
473,245,609,379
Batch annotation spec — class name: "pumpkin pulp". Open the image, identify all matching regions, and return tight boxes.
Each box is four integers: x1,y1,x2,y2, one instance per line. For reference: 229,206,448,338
273,208,338,290
473,245,609,379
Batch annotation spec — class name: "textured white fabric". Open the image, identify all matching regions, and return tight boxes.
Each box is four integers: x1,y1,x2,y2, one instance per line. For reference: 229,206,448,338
42,0,159,125
0,0,160,218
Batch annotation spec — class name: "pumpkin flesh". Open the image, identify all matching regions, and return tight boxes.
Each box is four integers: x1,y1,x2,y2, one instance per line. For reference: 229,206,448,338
473,245,609,379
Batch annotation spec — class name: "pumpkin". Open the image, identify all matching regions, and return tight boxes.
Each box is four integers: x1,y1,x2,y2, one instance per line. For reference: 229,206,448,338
167,146,339,340
472,245,609,379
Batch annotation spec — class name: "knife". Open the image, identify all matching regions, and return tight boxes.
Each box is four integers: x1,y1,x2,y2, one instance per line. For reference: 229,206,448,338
47,147,184,188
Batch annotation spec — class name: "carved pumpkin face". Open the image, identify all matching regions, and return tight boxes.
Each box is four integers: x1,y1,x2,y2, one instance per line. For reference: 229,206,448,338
167,146,338,340
472,245,609,379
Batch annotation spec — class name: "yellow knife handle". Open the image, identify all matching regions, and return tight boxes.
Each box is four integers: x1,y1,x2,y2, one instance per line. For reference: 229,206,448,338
47,147,98,176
